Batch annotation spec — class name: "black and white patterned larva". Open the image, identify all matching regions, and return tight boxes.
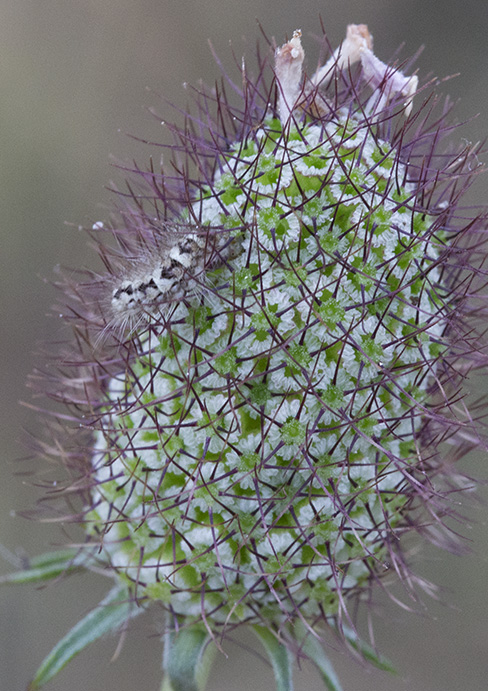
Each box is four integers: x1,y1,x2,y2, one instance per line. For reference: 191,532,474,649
106,223,237,334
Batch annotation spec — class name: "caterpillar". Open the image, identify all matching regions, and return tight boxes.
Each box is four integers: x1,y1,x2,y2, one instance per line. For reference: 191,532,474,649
106,223,237,335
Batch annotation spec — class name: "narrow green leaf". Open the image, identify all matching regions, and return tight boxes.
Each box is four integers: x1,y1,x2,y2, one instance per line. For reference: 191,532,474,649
342,626,397,674
252,625,294,691
29,586,141,689
299,633,344,691
0,549,87,585
162,626,215,691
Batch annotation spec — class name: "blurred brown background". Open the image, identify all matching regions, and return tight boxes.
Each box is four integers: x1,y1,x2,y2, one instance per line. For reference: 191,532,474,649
1,1,488,689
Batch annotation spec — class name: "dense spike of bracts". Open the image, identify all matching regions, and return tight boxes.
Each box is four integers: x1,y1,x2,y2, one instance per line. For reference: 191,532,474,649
33,23,488,658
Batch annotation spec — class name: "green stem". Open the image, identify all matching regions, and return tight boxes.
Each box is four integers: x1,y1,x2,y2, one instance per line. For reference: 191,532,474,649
252,625,294,691
162,626,217,691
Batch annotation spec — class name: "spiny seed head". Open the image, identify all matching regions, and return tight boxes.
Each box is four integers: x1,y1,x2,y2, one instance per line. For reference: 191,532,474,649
40,24,487,649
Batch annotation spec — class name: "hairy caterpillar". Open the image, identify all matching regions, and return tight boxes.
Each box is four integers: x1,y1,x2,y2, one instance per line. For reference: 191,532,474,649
106,223,238,335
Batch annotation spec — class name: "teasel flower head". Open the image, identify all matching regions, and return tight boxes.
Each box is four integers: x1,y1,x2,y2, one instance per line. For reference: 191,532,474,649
11,21,488,691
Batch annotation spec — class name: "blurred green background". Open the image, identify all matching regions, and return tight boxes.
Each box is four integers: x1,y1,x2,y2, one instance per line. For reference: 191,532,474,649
1,1,488,689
